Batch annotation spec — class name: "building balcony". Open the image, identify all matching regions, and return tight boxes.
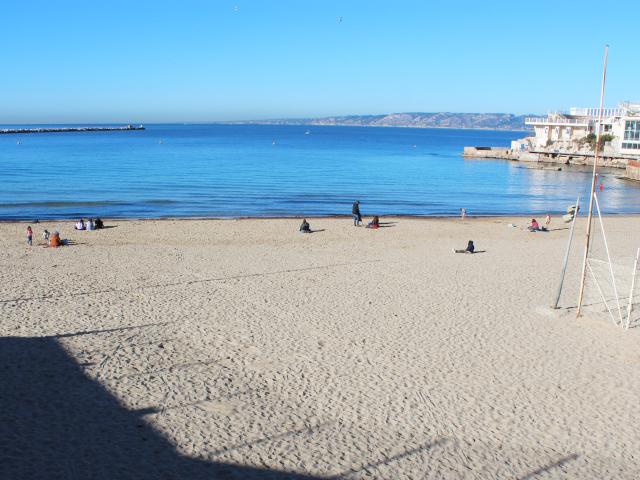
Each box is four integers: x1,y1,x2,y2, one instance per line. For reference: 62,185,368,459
569,107,624,117
525,117,591,126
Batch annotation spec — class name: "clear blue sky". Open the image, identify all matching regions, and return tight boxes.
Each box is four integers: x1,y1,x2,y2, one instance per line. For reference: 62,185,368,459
1,0,638,123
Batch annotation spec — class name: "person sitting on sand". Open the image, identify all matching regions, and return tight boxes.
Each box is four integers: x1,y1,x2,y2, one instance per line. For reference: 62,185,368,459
75,219,85,230
94,218,104,229
366,216,380,229
528,218,541,232
86,218,95,231
453,240,475,254
48,231,61,247
42,229,50,242
299,219,311,233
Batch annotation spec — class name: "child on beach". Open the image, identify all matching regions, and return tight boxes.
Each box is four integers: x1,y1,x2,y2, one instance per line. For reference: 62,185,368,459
26,226,33,246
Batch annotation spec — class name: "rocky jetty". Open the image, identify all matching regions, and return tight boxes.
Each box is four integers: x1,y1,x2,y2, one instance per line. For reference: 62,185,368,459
1,125,145,135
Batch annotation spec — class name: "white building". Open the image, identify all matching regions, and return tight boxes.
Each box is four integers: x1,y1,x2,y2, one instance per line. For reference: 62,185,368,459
522,102,640,155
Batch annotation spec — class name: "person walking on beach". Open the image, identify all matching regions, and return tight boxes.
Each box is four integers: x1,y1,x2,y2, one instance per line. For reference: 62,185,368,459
460,208,467,220
352,201,362,226
26,226,33,246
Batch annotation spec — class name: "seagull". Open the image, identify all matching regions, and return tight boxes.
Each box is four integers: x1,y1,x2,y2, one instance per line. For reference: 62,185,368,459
337,16,343,23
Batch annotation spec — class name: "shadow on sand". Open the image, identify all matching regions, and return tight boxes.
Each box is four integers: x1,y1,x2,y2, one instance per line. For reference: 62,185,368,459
0,336,325,480
0,336,448,479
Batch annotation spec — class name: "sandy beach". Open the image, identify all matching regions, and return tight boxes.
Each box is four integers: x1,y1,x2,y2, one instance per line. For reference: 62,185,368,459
2,216,639,479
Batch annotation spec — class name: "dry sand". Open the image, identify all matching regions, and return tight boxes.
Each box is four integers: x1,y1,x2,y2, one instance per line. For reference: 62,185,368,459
1,216,639,479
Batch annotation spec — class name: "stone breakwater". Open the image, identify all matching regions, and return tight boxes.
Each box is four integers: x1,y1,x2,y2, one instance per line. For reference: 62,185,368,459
462,146,640,180
0,125,145,135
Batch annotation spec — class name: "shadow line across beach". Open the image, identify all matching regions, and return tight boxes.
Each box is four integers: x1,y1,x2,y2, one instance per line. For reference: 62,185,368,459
0,336,326,480
0,336,453,480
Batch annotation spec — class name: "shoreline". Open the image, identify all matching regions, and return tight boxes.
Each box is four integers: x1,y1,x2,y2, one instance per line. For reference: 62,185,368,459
4,212,640,224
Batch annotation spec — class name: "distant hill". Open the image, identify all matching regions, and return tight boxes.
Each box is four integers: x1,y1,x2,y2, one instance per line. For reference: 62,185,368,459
224,112,533,131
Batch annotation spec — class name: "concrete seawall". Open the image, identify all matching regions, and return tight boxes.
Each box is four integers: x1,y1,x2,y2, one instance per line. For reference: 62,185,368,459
627,159,640,181
463,146,634,170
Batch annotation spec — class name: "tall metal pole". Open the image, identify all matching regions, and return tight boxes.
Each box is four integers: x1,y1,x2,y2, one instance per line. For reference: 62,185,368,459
552,196,580,309
576,45,609,317
625,248,640,329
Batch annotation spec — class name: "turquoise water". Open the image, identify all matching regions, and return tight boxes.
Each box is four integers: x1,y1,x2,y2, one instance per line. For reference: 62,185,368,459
1,124,639,219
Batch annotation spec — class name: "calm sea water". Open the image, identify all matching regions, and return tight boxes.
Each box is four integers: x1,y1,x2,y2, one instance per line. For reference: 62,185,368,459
1,124,639,219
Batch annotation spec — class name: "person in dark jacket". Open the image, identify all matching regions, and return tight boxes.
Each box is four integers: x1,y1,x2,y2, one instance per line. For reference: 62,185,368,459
299,219,311,233
352,201,362,226
453,240,475,254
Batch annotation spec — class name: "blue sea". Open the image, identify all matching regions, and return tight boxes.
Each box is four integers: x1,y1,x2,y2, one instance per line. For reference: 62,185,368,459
1,124,639,220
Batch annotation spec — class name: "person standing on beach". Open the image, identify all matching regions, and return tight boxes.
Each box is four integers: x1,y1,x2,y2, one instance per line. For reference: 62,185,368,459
352,201,362,226
460,208,466,220
26,226,33,246
544,214,551,228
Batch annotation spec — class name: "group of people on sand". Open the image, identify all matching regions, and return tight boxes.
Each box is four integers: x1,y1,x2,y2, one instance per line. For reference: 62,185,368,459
26,225,63,247
25,217,107,248
352,201,380,228
528,214,551,232
75,218,104,231
300,201,381,234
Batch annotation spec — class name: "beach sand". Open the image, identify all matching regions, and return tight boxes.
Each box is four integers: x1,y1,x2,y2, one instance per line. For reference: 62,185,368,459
2,216,639,479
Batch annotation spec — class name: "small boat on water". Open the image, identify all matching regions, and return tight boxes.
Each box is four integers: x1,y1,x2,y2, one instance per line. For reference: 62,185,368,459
305,130,311,135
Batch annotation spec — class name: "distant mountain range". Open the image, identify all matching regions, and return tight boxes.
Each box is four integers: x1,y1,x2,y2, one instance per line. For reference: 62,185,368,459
224,112,534,131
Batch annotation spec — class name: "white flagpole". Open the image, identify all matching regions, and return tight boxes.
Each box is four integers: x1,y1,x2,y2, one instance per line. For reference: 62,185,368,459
577,45,609,318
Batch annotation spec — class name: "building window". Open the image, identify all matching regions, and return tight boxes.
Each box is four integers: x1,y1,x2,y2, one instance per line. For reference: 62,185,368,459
622,142,640,150
624,120,640,141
